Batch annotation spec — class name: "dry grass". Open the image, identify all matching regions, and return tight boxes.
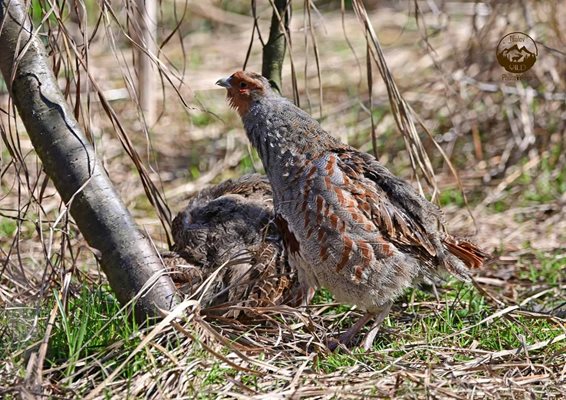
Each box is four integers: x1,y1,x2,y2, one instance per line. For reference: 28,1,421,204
1,1,565,398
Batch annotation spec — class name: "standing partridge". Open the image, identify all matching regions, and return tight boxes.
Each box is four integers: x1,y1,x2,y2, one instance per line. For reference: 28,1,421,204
167,174,301,317
217,71,490,348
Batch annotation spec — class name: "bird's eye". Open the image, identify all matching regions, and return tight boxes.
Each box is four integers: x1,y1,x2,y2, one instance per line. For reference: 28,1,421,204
239,82,248,88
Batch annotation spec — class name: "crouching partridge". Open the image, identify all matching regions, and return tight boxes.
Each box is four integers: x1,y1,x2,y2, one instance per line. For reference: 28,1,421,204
167,174,301,317
217,71,490,348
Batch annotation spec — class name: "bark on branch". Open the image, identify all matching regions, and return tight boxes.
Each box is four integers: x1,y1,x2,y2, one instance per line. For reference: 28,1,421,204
0,0,178,321
262,0,290,93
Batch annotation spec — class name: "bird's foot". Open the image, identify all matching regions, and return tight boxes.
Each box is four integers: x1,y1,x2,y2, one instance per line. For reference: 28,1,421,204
327,312,374,352
362,302,392,350
327,303,393,352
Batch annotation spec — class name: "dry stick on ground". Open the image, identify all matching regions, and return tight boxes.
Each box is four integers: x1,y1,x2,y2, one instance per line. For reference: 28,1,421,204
0,0,178,320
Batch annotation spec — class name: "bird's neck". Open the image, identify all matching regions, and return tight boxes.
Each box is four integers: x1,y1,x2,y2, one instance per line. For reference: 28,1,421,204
242,97,333,174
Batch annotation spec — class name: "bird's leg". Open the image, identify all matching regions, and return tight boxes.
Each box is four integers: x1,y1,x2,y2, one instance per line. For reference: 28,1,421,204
301,285,315,306
287,282,314,308
328,312,373,351
362,302,392,350
328,302,393,352
296,267,315,307
340,312,374,344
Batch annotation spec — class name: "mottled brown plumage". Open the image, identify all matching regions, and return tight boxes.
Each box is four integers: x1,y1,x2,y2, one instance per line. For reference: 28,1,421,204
217,71,490,348
168,174,301,317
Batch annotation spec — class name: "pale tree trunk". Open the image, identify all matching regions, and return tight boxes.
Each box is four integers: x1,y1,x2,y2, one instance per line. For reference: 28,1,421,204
0,0,178,321
131,0,158,125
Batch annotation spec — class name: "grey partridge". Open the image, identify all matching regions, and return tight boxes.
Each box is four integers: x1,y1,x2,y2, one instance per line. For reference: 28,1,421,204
168,174,301,317
216,71,490,348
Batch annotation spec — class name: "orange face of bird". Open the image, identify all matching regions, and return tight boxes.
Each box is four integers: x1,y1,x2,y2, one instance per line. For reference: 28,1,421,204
216,71,269,117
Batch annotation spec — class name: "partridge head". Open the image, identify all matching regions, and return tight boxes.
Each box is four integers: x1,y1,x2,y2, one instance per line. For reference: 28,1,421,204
217,71,490,348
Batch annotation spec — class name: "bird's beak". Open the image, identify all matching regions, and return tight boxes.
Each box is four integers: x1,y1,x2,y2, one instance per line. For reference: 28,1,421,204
215,77,232,88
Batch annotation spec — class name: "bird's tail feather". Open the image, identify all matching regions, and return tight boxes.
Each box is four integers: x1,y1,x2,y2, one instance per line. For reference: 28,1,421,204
441,235,490,280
